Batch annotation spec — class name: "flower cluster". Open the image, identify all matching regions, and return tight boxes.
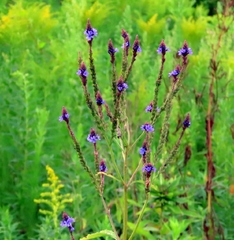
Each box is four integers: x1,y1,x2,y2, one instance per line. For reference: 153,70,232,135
96,92,105,106
59,107,69,124
183,113,191,129
99,160,107,172
142,163,156,178
116,77,128,93
132,35,142,54
60,212,75,233
87,129,100,143
157,40,170,55
141,123,154,132
77,62,88,86
178,41,193,57
84,19,98,42
145,102,160,113
108,39,118,63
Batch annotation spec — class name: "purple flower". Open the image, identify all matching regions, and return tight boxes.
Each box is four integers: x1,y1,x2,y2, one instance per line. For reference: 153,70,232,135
183,113,191,129
59,107,69,124
87,128,100,143
108,40,119,55
84,19,97,41
145,104,153,112
169,65,180,78
96,92,105,106
117,77,128,92
99,160,107,172
145,102,160,113
77,69,88,77
157,40,170,55
142,163,156,174
121,29,128,39
133,35,142,53
60,212,75,233
77,62,88,86
122,40,130,49
178,41,193,56
108,39,118,63
141,123,154,132
139,146,147,156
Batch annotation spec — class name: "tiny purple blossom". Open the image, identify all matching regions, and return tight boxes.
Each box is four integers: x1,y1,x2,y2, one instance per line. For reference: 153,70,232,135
133,35,142,53
169,65,180,78
117,77,128,92
121,29,128,39
141,123,154,132
84,19,97,41
183,113,191,129
77,69,88,77
96,92,105,106
99,160,107,172
157,40,170,55
77,62,88,86
145,104,153,112
122,41,130,48
178,41,193,56
139,146,147,156
142,163,156,173
60,212,75,233
87,128,100,143
59,107,69,124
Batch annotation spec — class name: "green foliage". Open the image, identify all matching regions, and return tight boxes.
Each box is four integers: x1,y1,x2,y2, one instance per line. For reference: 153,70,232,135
0,207,22,240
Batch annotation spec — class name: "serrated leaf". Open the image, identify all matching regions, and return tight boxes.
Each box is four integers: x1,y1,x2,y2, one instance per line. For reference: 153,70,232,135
80,230,117,240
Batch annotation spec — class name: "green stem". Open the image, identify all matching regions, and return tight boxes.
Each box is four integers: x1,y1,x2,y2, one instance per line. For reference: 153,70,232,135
127,159,141,187
128,194,149,240
100,194,120,240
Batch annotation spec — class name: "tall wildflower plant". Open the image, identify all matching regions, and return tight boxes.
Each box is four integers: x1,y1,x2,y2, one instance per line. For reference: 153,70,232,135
59,19,192,239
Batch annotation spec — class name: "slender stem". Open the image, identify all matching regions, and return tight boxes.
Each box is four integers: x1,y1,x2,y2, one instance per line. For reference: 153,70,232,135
129,132,144,152
128,194,149,240
107,142,124,183
127,159,141,187
119,137,128,240
100,194,120,240
151,54,166,122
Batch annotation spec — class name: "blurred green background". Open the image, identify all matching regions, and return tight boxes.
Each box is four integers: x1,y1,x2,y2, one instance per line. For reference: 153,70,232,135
0,0,234,239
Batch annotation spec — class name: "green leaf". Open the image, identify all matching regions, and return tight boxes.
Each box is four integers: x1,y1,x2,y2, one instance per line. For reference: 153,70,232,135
80,230,117,240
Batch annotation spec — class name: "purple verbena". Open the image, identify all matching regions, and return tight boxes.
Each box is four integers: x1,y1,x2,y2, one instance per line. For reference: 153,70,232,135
60,212,75,233
96,92,105,106
117,77,128,92
59,107,69,124
133,35,142,53
99,160,107,172
142,163,156,174
141,123,154,132
178,41,193,56
169,65,180,79
84,19,97,41
157,40,170,55
87,128,100,143
77,62,88,86
183,113,191,129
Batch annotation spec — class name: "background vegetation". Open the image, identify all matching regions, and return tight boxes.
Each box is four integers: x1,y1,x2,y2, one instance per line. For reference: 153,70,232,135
0,0,233,239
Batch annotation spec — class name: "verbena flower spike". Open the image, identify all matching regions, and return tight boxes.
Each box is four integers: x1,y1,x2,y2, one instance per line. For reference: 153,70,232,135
60,212,75,233
59,107,69,124
77,62,88,86
84,19,98,42
157,39,170,55
141,123,154,132
183,113,191,129
178,40,193,57
87,128,101,143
